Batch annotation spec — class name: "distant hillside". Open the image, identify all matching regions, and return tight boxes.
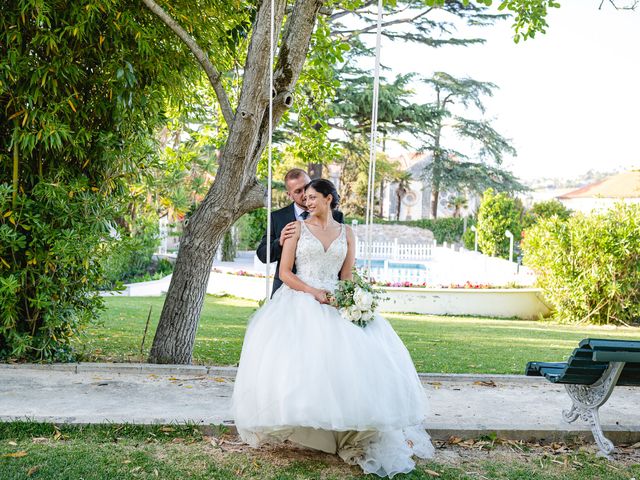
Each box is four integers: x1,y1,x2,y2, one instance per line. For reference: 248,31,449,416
524,169,623,190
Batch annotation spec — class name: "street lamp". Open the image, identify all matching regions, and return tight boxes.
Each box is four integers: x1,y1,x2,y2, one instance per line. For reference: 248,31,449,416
505,229,514,263
470,225,478,252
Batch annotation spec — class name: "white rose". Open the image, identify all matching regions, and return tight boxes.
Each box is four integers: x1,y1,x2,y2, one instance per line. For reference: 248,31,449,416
360,309,374,323
354,288,374,310
346,306,362,322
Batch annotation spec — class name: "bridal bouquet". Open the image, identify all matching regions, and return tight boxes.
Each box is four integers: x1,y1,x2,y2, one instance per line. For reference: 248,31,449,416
327,270,382,327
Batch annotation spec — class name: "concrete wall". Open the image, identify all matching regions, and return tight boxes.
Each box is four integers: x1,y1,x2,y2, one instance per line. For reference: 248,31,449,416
106,272,550,320
378,287,551,320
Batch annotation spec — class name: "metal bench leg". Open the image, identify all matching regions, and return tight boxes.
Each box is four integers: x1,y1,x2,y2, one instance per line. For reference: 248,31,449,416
562,362,625,456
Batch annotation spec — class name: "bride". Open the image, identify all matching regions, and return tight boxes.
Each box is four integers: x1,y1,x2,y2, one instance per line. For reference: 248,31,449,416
232,178,434,477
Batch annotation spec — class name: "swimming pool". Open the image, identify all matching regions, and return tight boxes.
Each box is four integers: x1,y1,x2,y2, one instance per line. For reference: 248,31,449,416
355,258,428,283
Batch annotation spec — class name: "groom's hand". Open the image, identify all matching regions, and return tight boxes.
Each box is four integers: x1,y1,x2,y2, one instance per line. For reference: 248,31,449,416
279,221,297,246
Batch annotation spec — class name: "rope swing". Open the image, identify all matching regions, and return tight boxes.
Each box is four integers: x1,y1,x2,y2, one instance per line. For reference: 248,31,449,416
265,0,275,299
264,0,384,296
364,0,384,279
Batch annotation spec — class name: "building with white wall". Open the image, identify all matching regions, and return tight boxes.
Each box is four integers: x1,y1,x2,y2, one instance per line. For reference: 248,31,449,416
557,171,640,213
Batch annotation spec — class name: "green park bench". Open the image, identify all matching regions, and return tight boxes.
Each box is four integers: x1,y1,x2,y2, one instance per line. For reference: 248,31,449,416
525,338,640,455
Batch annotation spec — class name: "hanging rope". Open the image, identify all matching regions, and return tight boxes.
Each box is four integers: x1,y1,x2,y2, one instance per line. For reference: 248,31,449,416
265,0,275,299
364,0,384,279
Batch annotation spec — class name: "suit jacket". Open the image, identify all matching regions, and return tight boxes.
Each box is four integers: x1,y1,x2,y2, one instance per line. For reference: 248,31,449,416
256,204,345,297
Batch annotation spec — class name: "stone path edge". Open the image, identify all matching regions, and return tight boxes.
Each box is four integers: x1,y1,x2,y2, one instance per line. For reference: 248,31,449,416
0,362,538,383
2,416,639,444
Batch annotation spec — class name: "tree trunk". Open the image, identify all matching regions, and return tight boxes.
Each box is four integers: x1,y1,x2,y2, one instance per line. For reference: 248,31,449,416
431,186,440,219
149,224,219,364
147,0,323,364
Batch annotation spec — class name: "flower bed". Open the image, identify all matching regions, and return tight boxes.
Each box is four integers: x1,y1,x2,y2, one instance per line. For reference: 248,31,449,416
205,270,549,319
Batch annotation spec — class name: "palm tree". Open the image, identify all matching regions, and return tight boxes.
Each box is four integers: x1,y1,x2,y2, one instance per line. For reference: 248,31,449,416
394,172,412,221
448,195,468,218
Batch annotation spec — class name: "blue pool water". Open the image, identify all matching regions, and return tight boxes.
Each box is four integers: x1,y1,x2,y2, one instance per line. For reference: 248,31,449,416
355,259,427,270
356,258,427,270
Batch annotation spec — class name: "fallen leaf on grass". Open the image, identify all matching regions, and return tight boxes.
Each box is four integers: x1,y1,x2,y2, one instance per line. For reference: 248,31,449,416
8,441,17,446
31,437,48,444
27,466,40,476
1,451,28,458
473,380,497,388
160,427,174,433
424,469,440,477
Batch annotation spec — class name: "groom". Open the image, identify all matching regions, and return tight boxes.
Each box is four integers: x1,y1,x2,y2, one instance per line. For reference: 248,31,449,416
257,168,344,296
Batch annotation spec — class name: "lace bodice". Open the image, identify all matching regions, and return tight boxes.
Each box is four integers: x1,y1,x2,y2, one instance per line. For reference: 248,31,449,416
295,220,347,291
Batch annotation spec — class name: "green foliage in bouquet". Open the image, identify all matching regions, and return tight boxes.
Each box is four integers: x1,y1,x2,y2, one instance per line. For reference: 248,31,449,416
328,269,384,327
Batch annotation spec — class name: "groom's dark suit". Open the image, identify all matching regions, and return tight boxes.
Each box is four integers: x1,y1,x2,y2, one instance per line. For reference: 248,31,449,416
257,203,344,297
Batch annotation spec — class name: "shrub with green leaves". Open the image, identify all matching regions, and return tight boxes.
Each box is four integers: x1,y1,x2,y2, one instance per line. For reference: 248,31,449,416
0,1,196,360
523,199,572,228
405,217,471,245
476,188,523,258
0,183,122,361
523,203,640,325
235,209,267,251
100,216,162,289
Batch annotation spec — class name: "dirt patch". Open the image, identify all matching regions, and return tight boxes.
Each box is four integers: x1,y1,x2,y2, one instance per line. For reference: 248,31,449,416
211,434,640,469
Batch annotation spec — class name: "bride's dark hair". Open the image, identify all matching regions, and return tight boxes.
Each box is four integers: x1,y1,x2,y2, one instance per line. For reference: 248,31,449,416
304,178,340,209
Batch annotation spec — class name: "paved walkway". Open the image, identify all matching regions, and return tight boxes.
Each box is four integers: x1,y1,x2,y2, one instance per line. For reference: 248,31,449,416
2,363,639,444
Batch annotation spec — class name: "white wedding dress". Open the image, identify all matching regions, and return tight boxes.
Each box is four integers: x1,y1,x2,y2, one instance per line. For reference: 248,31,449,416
232,221,434,477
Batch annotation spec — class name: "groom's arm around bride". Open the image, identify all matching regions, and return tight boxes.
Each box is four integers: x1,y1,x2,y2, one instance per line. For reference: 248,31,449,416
256,169,344,296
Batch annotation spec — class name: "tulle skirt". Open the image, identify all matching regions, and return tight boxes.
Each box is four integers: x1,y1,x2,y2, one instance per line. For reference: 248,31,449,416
231,285,434,477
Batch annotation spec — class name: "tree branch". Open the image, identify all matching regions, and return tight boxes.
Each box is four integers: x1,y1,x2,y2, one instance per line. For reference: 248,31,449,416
247,0,324,178
141,0,234,126
336,7,434,38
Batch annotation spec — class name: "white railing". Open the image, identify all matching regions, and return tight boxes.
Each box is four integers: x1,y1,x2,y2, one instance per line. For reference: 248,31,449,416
355,238,435,261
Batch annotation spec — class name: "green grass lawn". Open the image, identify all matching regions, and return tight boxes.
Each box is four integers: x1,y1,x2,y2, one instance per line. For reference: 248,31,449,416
76,296,640,375
1,422,639,480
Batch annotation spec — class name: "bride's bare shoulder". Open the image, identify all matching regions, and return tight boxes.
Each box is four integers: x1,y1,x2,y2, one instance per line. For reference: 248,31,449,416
344,224,355,240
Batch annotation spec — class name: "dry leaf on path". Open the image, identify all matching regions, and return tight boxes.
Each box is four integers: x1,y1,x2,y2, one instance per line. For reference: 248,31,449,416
473,380,497,388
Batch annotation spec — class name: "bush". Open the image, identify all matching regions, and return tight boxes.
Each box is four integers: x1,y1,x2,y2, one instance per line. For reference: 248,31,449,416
221,230,236,261
476,189,523,259
405,218,469,245
523,199,572,228
523,203,640,325
462,222,478,250
0,183,118,362
100,217,162,289
236,208,267,251
342,216,475,246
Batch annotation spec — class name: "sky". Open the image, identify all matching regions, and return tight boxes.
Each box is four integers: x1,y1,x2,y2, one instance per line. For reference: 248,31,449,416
374,1,640,182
